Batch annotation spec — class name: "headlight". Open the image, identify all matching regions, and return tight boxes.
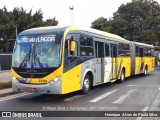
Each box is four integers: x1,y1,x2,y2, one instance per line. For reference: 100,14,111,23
48,76,61,85
12,77,16,81
12,77,19,84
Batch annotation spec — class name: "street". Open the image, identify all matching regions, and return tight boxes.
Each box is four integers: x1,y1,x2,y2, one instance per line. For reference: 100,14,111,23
0,67,160,120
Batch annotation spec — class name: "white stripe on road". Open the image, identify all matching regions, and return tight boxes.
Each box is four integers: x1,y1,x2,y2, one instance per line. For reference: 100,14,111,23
0,92,32,102
113,89,136,104
64,95,84,102
136,106,149,120
89,89,118,103
126,85,139,87
126,85,160,88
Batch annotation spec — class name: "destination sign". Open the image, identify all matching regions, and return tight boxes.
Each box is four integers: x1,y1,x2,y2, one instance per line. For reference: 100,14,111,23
21,35,55,43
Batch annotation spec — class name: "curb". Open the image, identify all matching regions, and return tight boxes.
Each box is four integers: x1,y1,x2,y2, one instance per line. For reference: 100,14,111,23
0,88,21,98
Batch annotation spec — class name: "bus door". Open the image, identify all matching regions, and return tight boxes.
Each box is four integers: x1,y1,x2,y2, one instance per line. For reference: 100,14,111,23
139,47,144,73
135,46,142,74
110,44,117,79
95,42,104,83
104,43,112,82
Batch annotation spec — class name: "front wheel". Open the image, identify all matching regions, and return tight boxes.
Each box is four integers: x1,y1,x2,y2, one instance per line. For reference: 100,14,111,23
81,75,91,94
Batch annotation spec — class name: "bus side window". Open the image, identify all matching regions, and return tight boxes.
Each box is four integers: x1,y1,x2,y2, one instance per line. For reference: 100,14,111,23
136,46,139,56
105,43,110,56
111,44,117,57
80,35,94,56
140,48,143,57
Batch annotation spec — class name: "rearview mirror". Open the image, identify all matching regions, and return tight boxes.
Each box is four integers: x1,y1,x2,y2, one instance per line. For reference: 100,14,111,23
70,40,76,52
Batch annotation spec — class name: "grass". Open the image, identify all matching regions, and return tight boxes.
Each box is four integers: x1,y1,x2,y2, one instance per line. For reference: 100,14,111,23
0,81,12,90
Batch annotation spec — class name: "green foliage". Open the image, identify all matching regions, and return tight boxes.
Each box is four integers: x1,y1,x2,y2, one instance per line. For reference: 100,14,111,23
91,17,112,32
0,81,12,90
91,0,160,45
0,6,59,41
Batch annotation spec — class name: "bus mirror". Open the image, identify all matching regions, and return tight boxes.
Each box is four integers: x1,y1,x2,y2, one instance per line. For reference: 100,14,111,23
70,41,76,52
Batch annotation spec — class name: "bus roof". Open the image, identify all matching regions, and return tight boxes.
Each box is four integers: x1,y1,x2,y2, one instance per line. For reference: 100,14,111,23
18,26,68,36
135,42,154,48
18,26,153,46
18,26,127,42
79,26,128,42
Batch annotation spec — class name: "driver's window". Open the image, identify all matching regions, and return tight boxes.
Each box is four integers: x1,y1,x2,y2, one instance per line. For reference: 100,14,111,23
64,34,79,67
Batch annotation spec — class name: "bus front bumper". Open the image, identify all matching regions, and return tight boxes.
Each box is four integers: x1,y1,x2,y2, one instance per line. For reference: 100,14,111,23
12,78,62,94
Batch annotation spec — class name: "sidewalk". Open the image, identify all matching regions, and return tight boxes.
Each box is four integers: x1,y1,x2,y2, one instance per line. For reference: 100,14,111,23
0,70,12,83
0,88,14,97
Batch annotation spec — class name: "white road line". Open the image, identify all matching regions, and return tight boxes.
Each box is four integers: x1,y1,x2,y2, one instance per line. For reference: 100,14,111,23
126,85,160,88
158,87,160,90
0,92,32,102
64,95,84,102
136,106,149,120
126,85,139,87
89,89,118,103
113,89,136,104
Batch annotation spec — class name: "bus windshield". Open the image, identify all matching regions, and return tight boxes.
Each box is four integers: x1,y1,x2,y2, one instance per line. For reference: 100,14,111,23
12,34,62,68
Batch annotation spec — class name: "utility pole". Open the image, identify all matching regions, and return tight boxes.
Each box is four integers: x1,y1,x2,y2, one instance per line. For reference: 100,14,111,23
69,5,74,25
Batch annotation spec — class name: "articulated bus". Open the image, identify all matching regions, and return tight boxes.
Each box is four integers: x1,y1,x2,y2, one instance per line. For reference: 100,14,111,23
11,26,155,94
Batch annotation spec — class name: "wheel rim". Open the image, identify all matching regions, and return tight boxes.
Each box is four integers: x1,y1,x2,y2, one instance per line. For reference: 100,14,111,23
84,78,90,90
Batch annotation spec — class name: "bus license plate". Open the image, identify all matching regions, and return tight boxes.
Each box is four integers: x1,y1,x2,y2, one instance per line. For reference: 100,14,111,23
27,88,37,93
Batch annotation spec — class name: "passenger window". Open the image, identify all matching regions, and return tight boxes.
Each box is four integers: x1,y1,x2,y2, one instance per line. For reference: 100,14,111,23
136,46,139,56
80,35,94,56
105,43,110,56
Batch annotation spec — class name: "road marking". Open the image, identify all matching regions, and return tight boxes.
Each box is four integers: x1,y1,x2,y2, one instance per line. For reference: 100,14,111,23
126,85,160,88
113,89,136,104
142,106,149,111
159,87,160,90
64,95,84,102
136,106,149,120
149,90,160,111
126,85,139,87
89,89,118,103
0,92,32,102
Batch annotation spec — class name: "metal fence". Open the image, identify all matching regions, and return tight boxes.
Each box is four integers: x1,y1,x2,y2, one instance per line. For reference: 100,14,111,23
0,54,12,83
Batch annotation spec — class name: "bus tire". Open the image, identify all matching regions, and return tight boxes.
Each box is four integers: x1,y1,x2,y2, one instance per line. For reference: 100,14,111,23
143,65,148,76
119,68,125,83
81,74,91,94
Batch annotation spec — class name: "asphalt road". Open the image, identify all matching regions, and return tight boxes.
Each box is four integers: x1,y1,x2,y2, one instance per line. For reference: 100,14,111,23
0,67,160,120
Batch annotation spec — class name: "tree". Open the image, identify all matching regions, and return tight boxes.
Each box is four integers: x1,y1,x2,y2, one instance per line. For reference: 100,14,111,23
0,6,59,41
0,6,59,53
44,18,59,26
91,0,160,45
91,17,111,32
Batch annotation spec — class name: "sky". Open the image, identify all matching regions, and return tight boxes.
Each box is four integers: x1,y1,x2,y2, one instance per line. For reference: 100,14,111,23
0,0,160,27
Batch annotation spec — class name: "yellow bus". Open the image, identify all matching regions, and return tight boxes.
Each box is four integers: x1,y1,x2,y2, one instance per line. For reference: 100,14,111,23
11,26,155,94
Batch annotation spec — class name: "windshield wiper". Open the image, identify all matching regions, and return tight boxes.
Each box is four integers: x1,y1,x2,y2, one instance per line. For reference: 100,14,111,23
19,54,30,68
34,55,43,68
19,45,32,68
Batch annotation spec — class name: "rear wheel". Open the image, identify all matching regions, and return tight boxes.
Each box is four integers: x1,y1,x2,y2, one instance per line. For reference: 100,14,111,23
81,74,91,94
143,66,148,76
119,69,125,83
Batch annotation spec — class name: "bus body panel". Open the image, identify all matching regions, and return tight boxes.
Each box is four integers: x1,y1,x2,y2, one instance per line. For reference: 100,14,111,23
116,57,131,78
61,64,81,94
142,57,154,73
135,57,141,75
104,57,112,83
